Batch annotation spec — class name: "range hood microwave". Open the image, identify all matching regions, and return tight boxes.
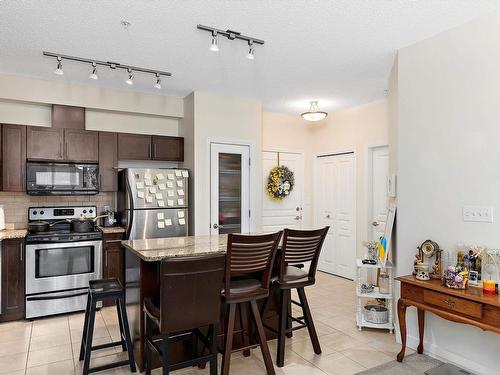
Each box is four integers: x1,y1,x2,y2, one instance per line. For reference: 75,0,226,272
26,162,99,196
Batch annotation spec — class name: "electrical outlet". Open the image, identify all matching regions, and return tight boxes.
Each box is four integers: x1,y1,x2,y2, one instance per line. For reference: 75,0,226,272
463,206,493,223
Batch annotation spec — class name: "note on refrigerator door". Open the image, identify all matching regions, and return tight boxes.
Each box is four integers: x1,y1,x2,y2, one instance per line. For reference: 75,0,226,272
137,191,145,199
175,170,182,177
146,196,153,203
165,219,172,226
155,193,163,200
178,218,186,225
158,183,166,190
167,174,174,180
176,180,183,187
178,198,184,206
177,211,185,218
177,189,184,196
144,172,152,180
136,182,144,189
182,170,189,178
167,200,174,207
149,187,157,194
157,221,165,229
167,181,174,188
158,200,165,207
157,213,164,220
167,190,174,197
156,173,165,180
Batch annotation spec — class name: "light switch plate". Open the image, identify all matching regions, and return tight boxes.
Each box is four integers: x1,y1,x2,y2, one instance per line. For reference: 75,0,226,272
463,206,493,223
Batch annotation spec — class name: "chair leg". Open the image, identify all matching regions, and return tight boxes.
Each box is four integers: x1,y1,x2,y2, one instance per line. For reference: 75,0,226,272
191,331,198,365
250,300,275,375
117,295,137,372
82,295,96,375
116,298,127,352
276,289,287,368
286,289,293,338
209,324,218,375
297,287,321,354
221,304,236,375
161,334,169,375
79,291,91,361
239,302,251,357
144,313,152,375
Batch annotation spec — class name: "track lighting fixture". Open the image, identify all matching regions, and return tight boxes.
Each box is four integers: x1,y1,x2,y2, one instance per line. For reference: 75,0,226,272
54,56,64,75
246,40,255,60
301,101,328,122
197,24,264,59
89,63,98,80
43,52,172,88
125,69,134,85
154,74,161,89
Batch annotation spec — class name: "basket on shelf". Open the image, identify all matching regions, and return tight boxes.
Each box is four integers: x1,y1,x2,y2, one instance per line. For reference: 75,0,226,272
363,304,389,324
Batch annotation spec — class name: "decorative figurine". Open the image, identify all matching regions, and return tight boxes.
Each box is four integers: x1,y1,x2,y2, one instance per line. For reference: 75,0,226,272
413,240,442,280
443,265,469,289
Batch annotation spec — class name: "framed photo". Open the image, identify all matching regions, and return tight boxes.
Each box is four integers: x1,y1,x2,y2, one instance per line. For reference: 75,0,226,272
469,270,479,285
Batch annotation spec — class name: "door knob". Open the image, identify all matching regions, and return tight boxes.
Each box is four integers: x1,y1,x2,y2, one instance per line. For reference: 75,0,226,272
294,216,300,220
372,221,379,227
213,224,219,229
325,214,331,219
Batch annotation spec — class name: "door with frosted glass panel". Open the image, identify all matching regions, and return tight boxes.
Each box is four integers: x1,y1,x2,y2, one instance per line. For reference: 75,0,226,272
210,143,250,235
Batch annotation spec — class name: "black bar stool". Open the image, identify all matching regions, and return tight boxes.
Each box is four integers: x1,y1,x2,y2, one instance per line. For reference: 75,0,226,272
221,232,282,375
264,227,329,367
143,254,225,375
79,278,136,375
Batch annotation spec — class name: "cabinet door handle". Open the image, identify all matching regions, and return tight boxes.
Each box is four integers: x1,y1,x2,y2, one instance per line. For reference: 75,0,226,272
148,143,152,159
105,252,108,267
20,243,23,262
443,299,455,308
99,174,102,190
153,143,157,159
105,240,123,243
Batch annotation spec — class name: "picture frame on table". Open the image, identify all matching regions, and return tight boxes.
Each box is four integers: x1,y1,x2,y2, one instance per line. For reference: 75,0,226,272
468,270,479,286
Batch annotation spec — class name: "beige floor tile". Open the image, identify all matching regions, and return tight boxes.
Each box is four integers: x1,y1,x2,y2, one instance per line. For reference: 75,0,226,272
72,336,122,360
31,319,69,337
30,332,72,351
0,336,30,356
74,352,134,374
340,343,393,368
254,344,309,367
26,359,75,375
276,362,328,375
0,324,32,342
27,344,73,367
309,352,365,375
0,352,28,374
70,325,111,343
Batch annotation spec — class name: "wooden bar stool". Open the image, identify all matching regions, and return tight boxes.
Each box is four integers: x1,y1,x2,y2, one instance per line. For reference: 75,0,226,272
79,278,136,375
143,254,225,375
221,232,282,375
270,227,329,367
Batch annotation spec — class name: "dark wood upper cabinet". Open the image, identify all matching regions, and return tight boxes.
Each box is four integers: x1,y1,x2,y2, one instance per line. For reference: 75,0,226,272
117,133,152,161
27,126,64,161
1,125,26,192
52,105,85,129
0,238,25,322
98,132,118,192
65,129,99,162
152,136,184,161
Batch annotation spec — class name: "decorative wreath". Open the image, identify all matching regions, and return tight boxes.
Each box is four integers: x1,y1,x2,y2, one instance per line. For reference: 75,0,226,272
266,165,295,200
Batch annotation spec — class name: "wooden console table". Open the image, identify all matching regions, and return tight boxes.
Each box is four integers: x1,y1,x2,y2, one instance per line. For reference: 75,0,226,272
396,275,500,362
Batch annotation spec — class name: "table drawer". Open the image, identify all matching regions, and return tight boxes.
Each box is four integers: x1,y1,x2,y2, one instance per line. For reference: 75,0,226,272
423,290,482,319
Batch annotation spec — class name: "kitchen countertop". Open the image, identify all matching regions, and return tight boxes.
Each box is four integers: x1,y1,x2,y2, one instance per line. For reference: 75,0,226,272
0,229,28,240
97,226,126,234
122,235,228,262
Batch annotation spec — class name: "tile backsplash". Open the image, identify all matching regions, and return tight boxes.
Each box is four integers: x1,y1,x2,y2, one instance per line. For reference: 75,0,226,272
0,192,116,229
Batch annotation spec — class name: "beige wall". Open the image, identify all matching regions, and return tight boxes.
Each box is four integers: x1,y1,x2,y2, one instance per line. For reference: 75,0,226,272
312,99,389,257
393,9,500,374
262,112,315,227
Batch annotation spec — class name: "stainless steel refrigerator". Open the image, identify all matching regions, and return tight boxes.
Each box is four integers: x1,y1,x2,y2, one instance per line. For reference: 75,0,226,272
117,168,189,240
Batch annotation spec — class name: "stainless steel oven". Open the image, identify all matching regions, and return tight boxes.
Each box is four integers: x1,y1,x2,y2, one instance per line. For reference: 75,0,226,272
25,240,102,318
26,162,99,195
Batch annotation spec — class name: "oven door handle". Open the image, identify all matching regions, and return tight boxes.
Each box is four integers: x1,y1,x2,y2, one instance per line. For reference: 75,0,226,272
26,291,88,301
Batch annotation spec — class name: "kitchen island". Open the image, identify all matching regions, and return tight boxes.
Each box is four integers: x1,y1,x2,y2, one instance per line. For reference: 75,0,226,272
121,235,281,370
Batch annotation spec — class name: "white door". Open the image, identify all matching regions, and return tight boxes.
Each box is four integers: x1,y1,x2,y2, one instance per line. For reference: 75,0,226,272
369,146,389,241
316,153,356,279
262,151,304,232
210,143,250,235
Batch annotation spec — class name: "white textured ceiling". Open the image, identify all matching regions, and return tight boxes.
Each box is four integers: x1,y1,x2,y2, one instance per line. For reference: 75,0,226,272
1,1,500,114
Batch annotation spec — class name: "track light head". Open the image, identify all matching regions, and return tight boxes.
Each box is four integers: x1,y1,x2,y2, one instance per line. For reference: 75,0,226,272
125,69,134,85
154,73,161,89
210,31,219,52
89,63,98,80
246,40,255,60
54,57,64,75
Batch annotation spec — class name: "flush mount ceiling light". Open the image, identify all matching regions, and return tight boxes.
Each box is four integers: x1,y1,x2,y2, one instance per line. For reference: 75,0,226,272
197,24,264,59
301,101,328,122
89,62,98,80
43,51,172,87
54,56,64,75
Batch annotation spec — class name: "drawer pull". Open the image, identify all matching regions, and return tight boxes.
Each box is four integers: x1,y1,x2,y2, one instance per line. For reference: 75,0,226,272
443,299,455,308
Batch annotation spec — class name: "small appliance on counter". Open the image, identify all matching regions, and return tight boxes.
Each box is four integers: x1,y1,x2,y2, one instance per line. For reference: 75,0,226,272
101,206,120,227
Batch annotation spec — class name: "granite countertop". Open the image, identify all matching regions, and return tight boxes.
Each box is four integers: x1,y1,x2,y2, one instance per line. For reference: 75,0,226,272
97,226,126,234
122,235,228,262
0,229,28,240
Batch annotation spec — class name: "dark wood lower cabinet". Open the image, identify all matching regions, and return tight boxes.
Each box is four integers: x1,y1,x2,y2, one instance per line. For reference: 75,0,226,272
0,238,25,322
102,232,125,306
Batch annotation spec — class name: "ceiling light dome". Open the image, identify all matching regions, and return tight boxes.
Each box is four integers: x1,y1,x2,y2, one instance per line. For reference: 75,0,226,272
246,40,255,60
54,57,64,75
210,31,219,52
301,101,328,122
89,63,98,80
154,74,161,89
125,69,134,85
